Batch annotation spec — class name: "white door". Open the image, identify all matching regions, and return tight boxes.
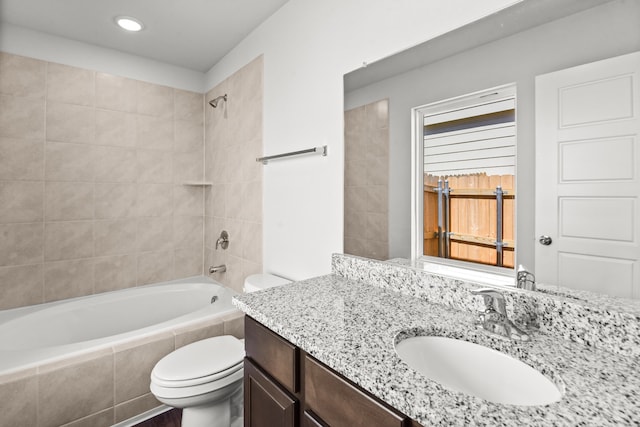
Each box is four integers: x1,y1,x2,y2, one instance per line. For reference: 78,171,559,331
535,51,640,298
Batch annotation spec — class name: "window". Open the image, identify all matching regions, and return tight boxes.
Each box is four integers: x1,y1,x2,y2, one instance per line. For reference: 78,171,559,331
412,84,516,271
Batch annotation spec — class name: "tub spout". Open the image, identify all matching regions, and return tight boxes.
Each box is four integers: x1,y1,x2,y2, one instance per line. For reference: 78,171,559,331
209,265,226,274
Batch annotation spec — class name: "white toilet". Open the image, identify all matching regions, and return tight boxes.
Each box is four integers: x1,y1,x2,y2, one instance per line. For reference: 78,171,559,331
150,273,291,427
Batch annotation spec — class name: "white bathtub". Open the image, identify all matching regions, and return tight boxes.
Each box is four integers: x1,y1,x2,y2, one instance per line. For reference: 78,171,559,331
0,276,238,375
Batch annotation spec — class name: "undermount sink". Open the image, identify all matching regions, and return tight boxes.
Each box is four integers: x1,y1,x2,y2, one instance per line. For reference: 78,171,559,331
395,335,562,406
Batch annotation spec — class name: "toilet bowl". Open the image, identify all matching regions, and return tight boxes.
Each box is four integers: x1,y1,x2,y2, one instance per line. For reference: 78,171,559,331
150,335,244,427
149,274,291,427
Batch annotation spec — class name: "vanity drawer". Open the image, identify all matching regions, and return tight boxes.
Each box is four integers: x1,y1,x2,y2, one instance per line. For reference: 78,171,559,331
245,316,298,393
304,355,406,427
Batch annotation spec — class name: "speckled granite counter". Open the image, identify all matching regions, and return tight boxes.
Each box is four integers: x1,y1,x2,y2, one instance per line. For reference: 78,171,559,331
233,259,640,426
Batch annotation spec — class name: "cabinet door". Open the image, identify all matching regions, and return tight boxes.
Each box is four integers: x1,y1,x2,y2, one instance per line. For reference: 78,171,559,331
245,358,297,427
245,316,298,393
303,411,327,427
304,355,406,427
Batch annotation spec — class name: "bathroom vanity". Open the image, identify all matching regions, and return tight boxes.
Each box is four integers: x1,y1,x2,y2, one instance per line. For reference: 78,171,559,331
233,254,640,426
244,316,418,427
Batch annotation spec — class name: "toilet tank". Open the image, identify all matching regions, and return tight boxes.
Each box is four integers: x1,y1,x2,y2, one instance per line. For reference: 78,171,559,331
244,274,291,293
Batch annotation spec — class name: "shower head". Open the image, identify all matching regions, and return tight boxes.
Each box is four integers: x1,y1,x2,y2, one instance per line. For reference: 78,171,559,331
208,94,227,108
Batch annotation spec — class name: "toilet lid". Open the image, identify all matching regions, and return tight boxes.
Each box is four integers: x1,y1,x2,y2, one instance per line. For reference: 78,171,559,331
152,335,244,386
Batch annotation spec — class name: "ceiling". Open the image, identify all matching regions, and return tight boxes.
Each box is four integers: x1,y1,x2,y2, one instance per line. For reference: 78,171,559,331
0,0,289,72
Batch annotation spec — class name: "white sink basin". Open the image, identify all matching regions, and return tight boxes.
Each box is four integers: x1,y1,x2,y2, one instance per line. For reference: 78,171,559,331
395,335,562,406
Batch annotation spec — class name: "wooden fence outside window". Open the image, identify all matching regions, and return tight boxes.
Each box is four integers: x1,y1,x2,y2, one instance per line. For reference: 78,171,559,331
423,173,515,268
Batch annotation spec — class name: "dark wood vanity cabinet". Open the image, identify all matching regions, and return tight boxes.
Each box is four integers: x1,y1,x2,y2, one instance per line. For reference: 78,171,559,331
244,316,423,427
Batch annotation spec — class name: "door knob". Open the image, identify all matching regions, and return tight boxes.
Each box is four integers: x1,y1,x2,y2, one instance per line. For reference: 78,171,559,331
539,235,552,246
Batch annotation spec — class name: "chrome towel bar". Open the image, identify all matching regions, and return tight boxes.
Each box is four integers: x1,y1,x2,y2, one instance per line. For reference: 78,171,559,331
256,145,327,164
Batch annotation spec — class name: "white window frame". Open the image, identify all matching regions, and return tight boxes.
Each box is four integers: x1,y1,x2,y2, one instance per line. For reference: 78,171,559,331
411,83,518,283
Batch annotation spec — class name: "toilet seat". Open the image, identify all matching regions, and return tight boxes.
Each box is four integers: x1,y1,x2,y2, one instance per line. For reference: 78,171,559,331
151,335,244,389
151,366,244,400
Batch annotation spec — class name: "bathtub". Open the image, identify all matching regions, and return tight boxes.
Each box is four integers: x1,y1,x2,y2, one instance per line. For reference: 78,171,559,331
0,276,239,375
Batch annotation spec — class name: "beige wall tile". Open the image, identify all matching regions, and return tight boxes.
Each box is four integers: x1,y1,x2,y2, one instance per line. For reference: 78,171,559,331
0,137,44,181
45,142,95,182
242,259,262,282
243,221,262,264
44,258,94,302
136,183,173,217
225,219,244,259
137,250,173,285
367,154,388,186
60,409,114,427
44,221,93,261
137,81,173,118
0,54,208,311
345,158,367,187
95,183,137,219
94,219,137,257
174,89,203,123
0,223,43,266
173,216,203,249
115,394,161,424
0,181,43,223
225,255,244,293
225,182,242,219
95,73,137,112
174,119,204,153
225,144,243,183
137,115,173,151
241,137,262,182
365,213,389,242
174,318,224,349
47,63,95,106
114,335,174,404
173,247,203,278
0,375,38,427
94,254,137,293
173,185,203,217
136,150,172,183
38,353,114,427
94,146,137,183
0,94,45,139
173,151,203,183
0,264,43,309
366,185,388,214
45,181,93,221
344,211,367,239
46,102,95,144
0,52,46,98
222,311,245,339
207,185,226,218
137,217,173,253
95,109,137,148
241,180,262,223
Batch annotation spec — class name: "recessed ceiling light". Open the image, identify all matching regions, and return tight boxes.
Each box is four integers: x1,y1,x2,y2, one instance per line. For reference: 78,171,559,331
115,16,144,32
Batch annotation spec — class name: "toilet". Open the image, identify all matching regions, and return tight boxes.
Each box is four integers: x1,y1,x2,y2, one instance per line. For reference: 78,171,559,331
150,273,291,427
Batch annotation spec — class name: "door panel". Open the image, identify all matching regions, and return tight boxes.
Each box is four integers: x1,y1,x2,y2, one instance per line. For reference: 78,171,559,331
535,51,640,298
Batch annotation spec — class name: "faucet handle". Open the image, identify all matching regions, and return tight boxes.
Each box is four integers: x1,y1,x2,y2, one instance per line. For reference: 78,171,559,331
470,288,507,316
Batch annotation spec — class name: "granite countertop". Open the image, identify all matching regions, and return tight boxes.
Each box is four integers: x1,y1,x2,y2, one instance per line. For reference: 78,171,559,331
233,274,640,426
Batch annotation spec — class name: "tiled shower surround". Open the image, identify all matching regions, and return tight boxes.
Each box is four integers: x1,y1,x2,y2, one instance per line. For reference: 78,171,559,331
344,99,389,260
205,56,264,293
0,51,263,426
0,52,206,309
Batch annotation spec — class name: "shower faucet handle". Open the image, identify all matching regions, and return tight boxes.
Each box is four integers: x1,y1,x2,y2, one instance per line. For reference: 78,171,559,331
215,230,229,250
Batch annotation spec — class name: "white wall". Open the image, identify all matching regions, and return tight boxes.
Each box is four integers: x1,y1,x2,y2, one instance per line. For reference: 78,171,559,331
204,0,520,280
0,23,206,92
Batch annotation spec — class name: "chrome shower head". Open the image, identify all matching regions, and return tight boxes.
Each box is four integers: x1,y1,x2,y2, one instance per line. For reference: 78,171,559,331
208,94,227,108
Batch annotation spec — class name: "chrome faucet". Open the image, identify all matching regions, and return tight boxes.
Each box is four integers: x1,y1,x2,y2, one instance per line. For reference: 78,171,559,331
471,288,530,341
516,265,536,291
215,230,229,250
